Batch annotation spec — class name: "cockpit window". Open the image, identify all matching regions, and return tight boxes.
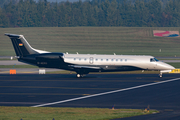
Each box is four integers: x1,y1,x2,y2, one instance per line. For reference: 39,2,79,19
150,58,159,62
154,58,159,61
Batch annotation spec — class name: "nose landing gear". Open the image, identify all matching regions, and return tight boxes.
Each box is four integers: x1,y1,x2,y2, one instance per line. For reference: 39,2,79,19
159,72,162,78
159,70,172,78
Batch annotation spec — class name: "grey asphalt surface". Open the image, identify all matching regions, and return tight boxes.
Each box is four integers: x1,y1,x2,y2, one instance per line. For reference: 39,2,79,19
161,60,180,62
0,60,27,65
0,73,180,120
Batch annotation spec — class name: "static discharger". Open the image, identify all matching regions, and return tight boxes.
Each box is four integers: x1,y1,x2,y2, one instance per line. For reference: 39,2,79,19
9,69,16,74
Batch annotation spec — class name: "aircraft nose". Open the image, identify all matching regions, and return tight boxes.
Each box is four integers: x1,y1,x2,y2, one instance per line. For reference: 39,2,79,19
157,62,175,70
169,65,175,70
165,63,175,70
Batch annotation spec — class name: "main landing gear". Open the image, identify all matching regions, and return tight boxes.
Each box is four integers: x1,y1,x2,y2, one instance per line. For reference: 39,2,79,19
76,70,89,78
77,74,81,78
76,74,85,78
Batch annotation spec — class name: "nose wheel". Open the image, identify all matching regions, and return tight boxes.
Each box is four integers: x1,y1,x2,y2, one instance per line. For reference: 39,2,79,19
159,72,162,78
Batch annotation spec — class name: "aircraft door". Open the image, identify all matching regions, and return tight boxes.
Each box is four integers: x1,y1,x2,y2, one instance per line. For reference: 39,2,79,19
89,57,94,64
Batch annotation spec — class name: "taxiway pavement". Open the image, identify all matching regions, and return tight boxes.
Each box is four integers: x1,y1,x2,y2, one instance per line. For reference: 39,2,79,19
0,74,180,120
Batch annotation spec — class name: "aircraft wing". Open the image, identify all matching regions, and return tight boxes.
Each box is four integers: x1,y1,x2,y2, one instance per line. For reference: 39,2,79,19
69,65,101,69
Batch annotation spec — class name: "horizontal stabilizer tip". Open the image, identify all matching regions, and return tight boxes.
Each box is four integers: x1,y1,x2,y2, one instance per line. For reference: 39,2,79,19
4,33,21,38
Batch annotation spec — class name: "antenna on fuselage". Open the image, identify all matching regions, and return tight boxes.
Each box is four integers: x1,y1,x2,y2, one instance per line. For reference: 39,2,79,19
76,52,79,54
114,53,116,55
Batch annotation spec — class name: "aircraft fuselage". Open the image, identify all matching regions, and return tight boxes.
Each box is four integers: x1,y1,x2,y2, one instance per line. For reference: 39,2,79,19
18,53,175,75
5,33,175,77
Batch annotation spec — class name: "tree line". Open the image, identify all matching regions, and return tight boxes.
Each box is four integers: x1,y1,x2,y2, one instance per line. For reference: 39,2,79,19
0,0,179,27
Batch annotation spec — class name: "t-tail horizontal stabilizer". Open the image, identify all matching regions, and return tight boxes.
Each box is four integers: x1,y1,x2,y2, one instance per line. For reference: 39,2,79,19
5,33,49,56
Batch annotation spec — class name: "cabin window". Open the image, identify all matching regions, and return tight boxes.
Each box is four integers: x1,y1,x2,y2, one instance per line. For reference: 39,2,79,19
111,59,114,61
106,59,108,61
125,59,127,62
116,59,118,61
120,59,123,61
101,59,103,61
84,58,87,61
79,58,81,61
96,59,98,61
74,58,76,61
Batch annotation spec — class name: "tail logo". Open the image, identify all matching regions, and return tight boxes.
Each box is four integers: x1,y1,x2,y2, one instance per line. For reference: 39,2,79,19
19,43,23,46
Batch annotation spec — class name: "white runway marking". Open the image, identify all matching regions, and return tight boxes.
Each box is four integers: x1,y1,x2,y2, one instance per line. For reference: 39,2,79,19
32,77,180,107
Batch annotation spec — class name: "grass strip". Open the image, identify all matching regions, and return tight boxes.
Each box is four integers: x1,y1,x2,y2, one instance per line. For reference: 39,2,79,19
1,27,180,57
167,63,180,68
0,106,158,120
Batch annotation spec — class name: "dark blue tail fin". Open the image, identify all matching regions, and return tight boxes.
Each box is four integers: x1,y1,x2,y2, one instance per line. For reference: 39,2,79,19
5,33,49,56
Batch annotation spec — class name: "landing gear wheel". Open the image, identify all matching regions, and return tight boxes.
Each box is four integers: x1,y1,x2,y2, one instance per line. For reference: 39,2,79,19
76,74,86,78
159,73,162,78
77,74,81,78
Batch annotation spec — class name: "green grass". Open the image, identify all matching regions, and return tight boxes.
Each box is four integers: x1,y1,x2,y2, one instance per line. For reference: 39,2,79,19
0,106,158,120
1,27,180,57
168,63,180,68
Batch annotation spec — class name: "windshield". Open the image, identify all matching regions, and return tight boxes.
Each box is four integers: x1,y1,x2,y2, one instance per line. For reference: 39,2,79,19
150,58,159,62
